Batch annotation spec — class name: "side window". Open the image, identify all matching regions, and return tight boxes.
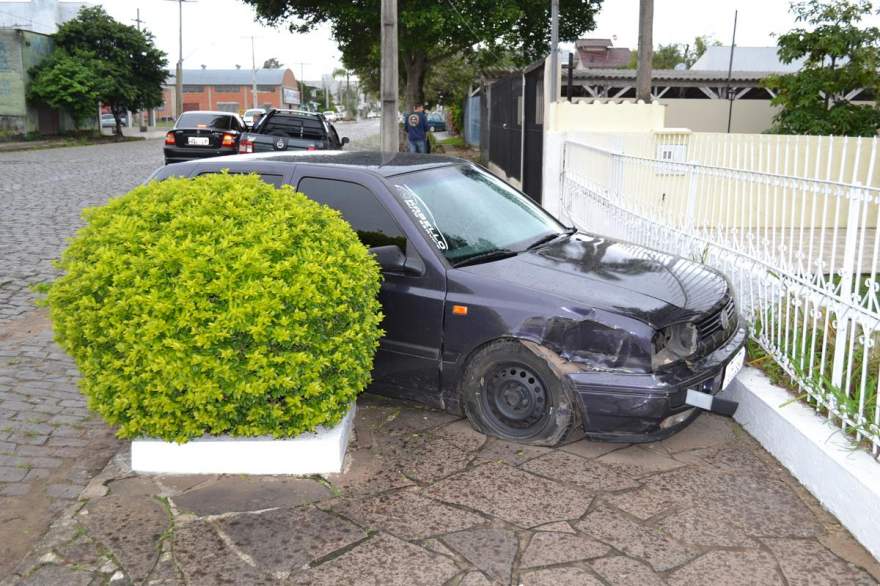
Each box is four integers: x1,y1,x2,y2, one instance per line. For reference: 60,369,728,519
297,178,406,249
198,171,284,188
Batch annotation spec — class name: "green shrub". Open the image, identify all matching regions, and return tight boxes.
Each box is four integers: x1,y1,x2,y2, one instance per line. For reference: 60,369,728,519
46,173,383,442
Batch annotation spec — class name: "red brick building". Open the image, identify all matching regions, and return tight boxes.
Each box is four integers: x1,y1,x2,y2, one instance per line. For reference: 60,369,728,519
157,68,300,120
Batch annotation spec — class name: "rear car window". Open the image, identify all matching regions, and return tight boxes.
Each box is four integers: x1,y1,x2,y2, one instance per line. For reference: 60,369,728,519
177,113,232,130
260,115,326,140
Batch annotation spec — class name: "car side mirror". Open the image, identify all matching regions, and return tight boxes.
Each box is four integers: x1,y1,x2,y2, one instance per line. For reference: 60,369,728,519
369,245,406,272
341,137,350,145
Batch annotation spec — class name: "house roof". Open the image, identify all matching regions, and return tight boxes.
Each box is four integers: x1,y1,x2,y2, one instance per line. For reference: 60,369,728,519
570,68,774,83
576,38,614,49
690,46,802,73
166,68,292,86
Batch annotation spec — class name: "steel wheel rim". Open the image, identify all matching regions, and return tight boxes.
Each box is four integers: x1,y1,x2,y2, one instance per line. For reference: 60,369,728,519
482,363,549,437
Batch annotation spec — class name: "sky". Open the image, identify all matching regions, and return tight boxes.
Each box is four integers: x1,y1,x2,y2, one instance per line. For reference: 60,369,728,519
89,0,880,79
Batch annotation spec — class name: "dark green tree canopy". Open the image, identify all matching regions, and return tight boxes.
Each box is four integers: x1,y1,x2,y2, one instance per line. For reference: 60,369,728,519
243,0,602,108
263,57,283,68
38,6,168,135
764,0,880,136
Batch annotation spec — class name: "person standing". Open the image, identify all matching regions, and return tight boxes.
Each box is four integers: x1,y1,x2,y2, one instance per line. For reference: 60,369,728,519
404,104,429,153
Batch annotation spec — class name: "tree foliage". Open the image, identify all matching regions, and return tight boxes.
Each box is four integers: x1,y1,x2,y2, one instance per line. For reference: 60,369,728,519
242,0,602,109
263,57,283,68
45,173,383,442
29,6,167,136
28,51,106,129
626,36,719,69
764,0,880,136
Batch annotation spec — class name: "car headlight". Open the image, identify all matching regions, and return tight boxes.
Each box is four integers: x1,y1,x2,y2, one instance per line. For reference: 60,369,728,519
652,322,698,369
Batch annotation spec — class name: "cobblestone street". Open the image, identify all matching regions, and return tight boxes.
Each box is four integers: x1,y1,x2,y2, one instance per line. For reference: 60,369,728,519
1,137,879,584
0,139,164,573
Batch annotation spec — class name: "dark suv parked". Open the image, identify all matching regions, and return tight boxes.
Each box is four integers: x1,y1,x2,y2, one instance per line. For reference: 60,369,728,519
148,152,746,445
164,111,246,165
239,109,349,153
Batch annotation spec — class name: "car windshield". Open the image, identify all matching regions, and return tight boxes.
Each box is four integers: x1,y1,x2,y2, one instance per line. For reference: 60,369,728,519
176,113,231,129
389,164,565,266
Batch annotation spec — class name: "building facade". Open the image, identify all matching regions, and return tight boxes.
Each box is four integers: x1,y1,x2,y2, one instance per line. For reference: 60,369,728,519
0,28,80,135
157,68,300,120
0,0,88,34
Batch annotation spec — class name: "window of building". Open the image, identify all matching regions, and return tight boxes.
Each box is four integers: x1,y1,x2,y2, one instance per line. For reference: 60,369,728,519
183,85,204,93
214,85,241,93
296,178,406,249
257,85,276,92
216,102,239,113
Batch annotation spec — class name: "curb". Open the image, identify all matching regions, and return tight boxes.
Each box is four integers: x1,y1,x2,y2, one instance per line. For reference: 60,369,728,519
721,367,880,560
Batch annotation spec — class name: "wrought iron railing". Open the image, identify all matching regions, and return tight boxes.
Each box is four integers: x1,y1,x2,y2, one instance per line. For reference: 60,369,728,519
560,137,880,457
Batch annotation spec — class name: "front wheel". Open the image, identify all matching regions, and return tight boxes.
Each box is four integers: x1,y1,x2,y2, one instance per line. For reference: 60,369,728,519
461,339,578,446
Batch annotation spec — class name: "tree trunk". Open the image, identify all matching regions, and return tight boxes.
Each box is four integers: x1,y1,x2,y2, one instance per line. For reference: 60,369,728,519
403,53,427,111
112,106,123,140
636,0,654,102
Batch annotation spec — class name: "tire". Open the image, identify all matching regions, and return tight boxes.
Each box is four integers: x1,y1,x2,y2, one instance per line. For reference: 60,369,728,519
461,339,579,446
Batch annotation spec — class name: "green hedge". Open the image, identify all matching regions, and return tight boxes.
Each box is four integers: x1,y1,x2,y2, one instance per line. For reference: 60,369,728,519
46,173,383,442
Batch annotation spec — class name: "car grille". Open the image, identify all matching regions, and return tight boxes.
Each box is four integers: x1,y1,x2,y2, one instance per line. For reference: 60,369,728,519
695,297,737,353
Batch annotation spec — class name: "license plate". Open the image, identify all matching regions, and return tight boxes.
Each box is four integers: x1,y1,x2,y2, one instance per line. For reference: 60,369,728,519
722,347,746,390
187,137,210,146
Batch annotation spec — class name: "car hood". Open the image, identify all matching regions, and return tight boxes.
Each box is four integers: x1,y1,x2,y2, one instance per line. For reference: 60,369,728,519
459,233,729,327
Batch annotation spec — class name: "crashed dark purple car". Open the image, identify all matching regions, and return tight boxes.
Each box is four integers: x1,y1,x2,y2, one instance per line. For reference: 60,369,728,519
150,152,747,446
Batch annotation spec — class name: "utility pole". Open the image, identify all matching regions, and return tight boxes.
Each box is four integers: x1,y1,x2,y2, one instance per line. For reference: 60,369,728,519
725,10,739,133
132,9,144,31
165,0,193,118
636,0,654,102
133,9,148,130
290,62,309,110
549,0,559,102
380,0,399,153
250,36,258,109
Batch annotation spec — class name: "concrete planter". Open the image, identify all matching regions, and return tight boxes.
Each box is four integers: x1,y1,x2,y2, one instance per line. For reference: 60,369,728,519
130,404,355,475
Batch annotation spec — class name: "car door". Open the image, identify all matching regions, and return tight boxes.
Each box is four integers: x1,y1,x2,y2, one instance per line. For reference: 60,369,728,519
292,169,447,406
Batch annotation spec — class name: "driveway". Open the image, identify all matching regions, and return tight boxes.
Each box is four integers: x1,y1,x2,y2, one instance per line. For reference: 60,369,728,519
0,136,878,584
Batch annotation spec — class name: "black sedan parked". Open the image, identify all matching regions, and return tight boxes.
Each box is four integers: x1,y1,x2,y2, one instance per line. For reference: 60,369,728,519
149,152,746,445
164,111,247,165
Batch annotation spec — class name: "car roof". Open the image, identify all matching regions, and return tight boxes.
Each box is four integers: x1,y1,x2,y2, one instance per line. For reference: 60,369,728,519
179,110,239,117
267,109,321,118
172,151,466,178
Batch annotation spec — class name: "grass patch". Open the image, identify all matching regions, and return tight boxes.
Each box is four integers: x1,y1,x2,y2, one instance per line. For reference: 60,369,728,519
438,135,467,148
748,303,879,455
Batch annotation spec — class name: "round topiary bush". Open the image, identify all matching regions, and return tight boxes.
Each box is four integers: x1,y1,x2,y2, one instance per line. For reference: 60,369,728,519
46,173,383,442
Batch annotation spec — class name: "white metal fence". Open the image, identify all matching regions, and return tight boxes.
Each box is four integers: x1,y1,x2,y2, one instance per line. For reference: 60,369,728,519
559,136,880,457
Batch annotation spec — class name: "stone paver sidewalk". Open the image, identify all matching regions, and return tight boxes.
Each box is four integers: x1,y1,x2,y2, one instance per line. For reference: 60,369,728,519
5,395,878,586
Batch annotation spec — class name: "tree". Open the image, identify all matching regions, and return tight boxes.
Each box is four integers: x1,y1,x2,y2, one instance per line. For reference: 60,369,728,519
626,36,718,69
46,6,167,137
262,57,283,68
242,0,602,110
28,51,107,129
764,0,880,136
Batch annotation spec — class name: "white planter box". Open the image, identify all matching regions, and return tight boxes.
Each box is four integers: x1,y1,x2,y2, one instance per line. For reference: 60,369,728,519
131,404,355,475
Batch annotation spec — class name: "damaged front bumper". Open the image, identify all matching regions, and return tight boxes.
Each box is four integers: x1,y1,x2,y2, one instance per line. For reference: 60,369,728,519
567,324,748,442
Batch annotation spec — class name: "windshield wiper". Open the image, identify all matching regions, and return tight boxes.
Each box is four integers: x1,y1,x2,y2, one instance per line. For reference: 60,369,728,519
525,227,577,251
452,249,518,268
